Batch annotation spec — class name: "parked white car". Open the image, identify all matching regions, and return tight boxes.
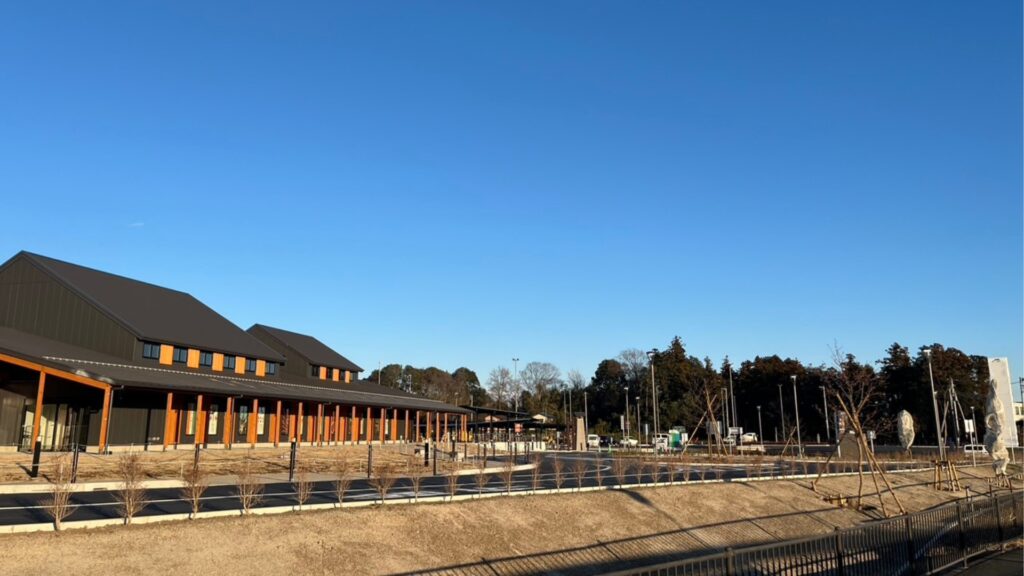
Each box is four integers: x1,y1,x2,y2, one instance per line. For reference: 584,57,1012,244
586,434,601,449
740,432,758,444
653,433,671,450
620,436,638,447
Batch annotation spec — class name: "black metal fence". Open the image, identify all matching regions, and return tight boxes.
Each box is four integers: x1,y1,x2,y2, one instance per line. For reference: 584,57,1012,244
604,491,1021,576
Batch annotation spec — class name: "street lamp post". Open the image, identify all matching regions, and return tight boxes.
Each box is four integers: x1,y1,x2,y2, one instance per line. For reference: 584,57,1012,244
728,363,738,434
624,386,631,442
923,349,946,461
778,383,787,442
721,387,728,444
791,375,802,457
636,396,641,447
969,406,977,467
820,385,830,442
512,358,520,413
647,349,660,443
756,405,764,445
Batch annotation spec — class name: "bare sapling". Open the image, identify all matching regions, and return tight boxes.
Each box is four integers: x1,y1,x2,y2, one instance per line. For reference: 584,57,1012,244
632,458,643,485
530,454,543,493
180,453,208,519
45,453,75,530
115,451,147,525
646,459,660,486
551,454,565,491
593,453,603,488
474,459,490,496
369,464,398,505
407,462,427,502
612,454,628,488
333,454,352,507
235,454,264,514
500,458,516,495
293,459,313,511
571,458,588,492
666,458,678,485
446,468,461,501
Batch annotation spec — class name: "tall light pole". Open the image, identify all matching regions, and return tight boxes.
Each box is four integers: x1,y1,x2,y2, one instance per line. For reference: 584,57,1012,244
721,387,728,441
647,349,660,441
624,386,631,441
791,375,802,456
778,383,787,442
636,396,641,446
820,385,830,442
756,405,764,445
728,363,738,433
923,349,945,460
512,357,520,414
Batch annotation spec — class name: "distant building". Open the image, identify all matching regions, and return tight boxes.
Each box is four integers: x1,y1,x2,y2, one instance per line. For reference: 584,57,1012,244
0,251,468,452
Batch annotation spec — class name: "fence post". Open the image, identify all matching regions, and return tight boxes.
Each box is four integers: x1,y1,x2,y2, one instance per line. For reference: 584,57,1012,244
834,528,846,576
904,514,917,576
955,500,968,567
725,547,735,576
71,444,81,484
288,440,297,482
366,444,373,479
30,439,41,478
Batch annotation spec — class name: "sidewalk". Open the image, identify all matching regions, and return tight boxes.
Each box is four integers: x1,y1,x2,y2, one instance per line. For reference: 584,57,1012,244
945,548,1023,576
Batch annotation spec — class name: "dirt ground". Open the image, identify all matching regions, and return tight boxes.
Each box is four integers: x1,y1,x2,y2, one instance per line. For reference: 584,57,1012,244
0,444,483,483
0,466,1009,575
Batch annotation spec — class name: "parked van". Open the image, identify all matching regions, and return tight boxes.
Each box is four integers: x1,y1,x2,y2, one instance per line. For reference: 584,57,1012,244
963,444,988,455
586,434,601,449
653,433,671,450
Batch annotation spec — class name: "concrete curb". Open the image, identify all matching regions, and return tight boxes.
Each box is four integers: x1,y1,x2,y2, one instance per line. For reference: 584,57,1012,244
0,464,951,535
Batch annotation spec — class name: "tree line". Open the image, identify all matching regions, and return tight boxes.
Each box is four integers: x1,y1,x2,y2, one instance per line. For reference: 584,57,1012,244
367,337,995,445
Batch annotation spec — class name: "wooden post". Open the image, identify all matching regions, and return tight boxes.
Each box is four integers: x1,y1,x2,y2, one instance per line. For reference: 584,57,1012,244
415,411,421,441
350,406,357,443
98,385,112,452
248,399,259,445
223,397,234,447
392,408,398,442
334,405,341,444
404,409,410,442
274,400,282,447
317,403,324,445
366,406,373,443
379,407,386,443
443,413,449,442
195,394,205,445
30,372,46,451
163,392,174,450
297,402,304,443
435,412,440,443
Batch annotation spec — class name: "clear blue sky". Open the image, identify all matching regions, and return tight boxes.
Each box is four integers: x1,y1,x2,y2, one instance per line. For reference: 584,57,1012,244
1,2,1020,394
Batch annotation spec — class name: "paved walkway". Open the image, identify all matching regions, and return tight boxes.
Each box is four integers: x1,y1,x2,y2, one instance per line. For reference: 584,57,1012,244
946,549,1023,576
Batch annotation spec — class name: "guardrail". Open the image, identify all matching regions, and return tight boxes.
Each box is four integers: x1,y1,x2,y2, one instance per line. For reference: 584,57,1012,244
603,490,1021,576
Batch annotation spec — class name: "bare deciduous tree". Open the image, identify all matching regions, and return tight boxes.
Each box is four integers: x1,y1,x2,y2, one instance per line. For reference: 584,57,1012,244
593,453,603,487
446,469,461,501
115,452,147,525
293,459,313,511
571,458,588,492
45,453,75,530
369,464,398,505
407,462,427,502
180,454,208,519
235,454,264,514
499,458,516,494
474,459,490,496
551,454,565,491
333,454,352,507
612,455,628,488
530,454,543,493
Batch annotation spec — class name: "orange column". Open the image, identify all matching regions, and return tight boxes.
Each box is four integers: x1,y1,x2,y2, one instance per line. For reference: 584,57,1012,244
404,409,410,442
274,400,282,447
391,408,398,442
350,406,358,443
163,392,174,450
415,411,421,441
297,402,304,443
443,413,449,441
379,407,386,443
334,405,341,443
366,406,373,443
98,386,112,451
30,372,46,449
248,399,259,445
317,404,324,445
435,412,441,443
195,394,205,445
223,397,234,447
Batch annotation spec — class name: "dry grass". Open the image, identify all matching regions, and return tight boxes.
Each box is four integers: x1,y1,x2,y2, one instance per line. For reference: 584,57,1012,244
0,466,1002,576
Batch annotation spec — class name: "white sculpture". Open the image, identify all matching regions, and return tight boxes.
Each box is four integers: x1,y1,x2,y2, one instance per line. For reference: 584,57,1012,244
983,379,1009,478
897,410,915,453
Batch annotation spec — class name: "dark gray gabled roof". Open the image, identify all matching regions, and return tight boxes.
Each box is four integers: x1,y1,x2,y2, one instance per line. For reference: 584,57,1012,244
12,252,285,362
248,324,362,372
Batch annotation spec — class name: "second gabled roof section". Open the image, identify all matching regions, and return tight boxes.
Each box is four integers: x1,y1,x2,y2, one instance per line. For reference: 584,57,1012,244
248,323,363,373
9,252,285,362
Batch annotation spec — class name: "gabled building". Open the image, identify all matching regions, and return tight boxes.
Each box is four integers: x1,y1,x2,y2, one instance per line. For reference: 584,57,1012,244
0,251,468,452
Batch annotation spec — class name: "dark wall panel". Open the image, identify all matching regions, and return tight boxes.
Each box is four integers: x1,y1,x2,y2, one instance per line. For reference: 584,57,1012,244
0,387,28,446
0,258,136,359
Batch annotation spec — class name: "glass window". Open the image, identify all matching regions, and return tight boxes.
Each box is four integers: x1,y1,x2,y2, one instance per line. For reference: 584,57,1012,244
310,364,320,377
172,347,187,364
142,342,161,359
199,351,213,367
266,362,277,376
223,355,236,370
246,358,257,373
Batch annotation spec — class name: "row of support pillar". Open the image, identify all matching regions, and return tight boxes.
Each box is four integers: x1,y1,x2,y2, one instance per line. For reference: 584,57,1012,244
18,358,470,452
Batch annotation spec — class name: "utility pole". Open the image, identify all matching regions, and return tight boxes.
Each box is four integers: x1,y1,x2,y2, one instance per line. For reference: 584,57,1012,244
756,405,763,445
512,358,519,414
778,383,787,442
584,391,589,434
647,349,660,441
792,375,802,456
728,362,738,433
624,386,631,441
820,385,830,442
